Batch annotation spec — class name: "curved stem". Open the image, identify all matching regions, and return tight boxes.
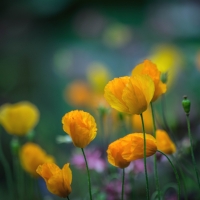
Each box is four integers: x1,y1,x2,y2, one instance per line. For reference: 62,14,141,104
0,131,14,200
67,196,70,200
140,113,150,200
81,148,93,200
150,103,161,200
157,150,180,200
186,114,200,189
121,168,125,200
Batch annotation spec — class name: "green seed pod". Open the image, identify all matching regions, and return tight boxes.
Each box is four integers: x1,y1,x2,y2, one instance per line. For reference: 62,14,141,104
182,95,191,114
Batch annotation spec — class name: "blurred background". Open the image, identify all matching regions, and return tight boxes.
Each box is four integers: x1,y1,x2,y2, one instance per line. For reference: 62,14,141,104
1,0,200,199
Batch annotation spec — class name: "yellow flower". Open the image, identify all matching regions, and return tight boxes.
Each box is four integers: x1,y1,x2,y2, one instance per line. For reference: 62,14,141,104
121,133,157,162
0,101,39,136
107,139,131,169
132,106,153,133
20,142,54,177
87,62,111,94
131,60,167,102
107,133,157,168
36,163,72,198
156,129,176,154
104,75,155,115
62,110,97,148
149,44,182,73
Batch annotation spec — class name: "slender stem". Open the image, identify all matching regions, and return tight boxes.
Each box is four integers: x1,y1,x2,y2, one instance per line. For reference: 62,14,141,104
0,131,14,200
121,168,125,200
157,150,180,200
150,103,161,200
67,196,70,200
140,113,150,200
186,114,200,189
161,95,177,143
179,168,188,200
81,148,93,200
13,154,24,200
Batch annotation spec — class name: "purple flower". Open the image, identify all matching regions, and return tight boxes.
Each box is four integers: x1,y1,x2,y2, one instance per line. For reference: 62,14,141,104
70,148,106,173
104,178,131,200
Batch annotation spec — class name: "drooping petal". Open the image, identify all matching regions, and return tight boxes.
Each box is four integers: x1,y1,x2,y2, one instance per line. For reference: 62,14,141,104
107,139,130,168
37,163,72,198
156,129,176,154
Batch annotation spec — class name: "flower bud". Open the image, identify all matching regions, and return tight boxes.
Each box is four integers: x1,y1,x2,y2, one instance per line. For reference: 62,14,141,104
182,95,191,114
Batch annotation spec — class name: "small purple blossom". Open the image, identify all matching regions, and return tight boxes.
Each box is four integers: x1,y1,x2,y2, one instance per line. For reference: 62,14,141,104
70,148,106,173
104,178,131,200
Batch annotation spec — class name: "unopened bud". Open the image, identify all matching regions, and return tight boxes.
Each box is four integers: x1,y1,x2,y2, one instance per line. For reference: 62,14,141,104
182,95,191,115
10,138,20,155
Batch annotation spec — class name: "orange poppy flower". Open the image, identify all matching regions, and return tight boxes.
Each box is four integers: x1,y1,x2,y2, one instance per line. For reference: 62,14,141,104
36,163,72,198
104,75,154,115
62,110,97,148
107,133,157,168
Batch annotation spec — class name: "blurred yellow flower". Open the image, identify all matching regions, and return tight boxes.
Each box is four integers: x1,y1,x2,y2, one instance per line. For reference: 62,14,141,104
107,133,157,168
20,142,54,177
0,101,39,136
87,62,111,94
131,60,167,102
149,44,183,87
36,163,72,198
104,75,155,115
62,110,97,148
149,44,182,73
132,107,153,133
156,129,176,154
121,133,157,162
107,139,131,169
64,80,92,107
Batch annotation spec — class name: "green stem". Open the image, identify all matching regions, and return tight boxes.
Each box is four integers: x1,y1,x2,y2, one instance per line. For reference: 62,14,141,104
161,95,177,143
13,154,24,200
121,168,125,200
67,196,70,200
81,148,93,200
179,167,188,200
150,103,161,200
140,113,150,200
157,150,180,200
0,132,14,200
186,114,200,189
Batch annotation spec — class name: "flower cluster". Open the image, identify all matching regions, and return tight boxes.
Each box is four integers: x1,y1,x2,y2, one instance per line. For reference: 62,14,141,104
0,59,182,200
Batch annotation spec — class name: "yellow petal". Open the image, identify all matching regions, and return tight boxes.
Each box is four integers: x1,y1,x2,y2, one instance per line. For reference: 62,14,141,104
121,133,157,161
122,75,155,114
156,129,176,154
36,163,72,198
104,76,130,113
107,139,130,168
131,60,167,102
